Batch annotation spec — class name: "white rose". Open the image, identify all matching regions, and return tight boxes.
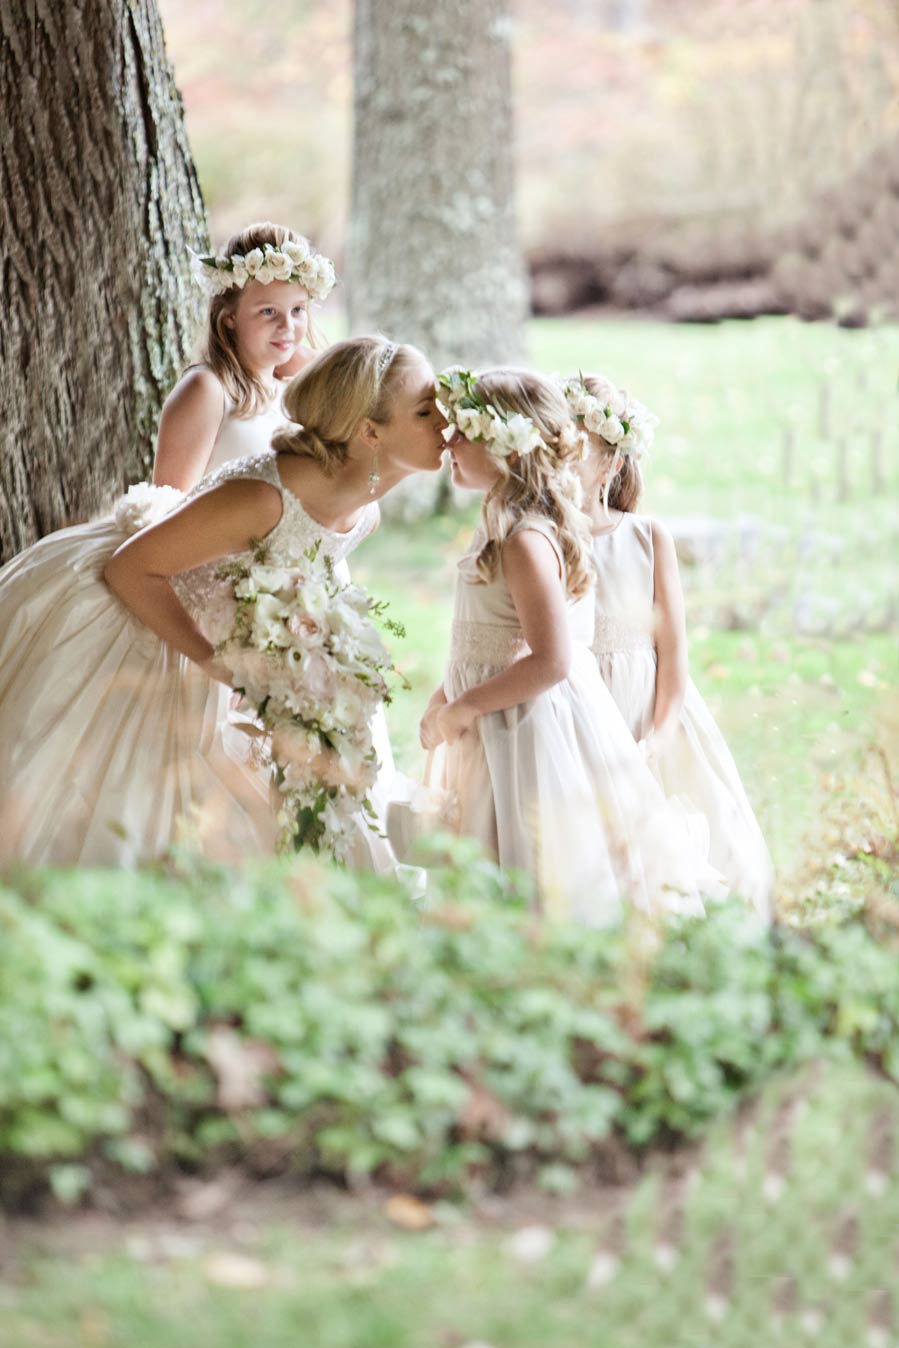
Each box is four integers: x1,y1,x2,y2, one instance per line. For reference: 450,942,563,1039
583,405,607,435
283,239,311,267
250,564,296,595
299,649,336,705
454,406,484,440
255,263,275,285
230,260,249,288
599,415,625,445
330,684,366,732
243,248,264,276
296,580,331,617
268,252,294,282
341,584,372,616
287,611,327,647
252,592,292,647
308,257,336,298
504,413,542,456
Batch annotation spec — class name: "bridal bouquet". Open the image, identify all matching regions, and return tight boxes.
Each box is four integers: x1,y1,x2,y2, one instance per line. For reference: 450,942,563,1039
215,545,403,861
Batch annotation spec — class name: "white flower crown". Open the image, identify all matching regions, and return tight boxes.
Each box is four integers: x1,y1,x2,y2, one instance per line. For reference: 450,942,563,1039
557,372,658,459
190,239,337,301
437,369,544,460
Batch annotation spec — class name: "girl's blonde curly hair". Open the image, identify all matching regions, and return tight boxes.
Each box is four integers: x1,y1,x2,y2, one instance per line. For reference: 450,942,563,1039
469,368,593,601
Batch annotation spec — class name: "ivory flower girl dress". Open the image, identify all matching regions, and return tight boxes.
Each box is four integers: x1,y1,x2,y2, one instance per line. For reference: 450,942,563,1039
0,386,392,868
431,519,727,924
590,514,774,916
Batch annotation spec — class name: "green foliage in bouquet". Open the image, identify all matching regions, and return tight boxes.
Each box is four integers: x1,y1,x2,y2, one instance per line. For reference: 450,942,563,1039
1,847,897,1205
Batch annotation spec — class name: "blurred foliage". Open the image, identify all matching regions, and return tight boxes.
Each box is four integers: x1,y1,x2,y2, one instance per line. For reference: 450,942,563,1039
158,0,899,320
1,825,897,1208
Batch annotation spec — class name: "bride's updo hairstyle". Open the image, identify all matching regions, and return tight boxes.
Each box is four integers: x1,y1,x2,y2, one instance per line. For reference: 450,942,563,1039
272,336,423,473
472,369,593,602
205,221,326,420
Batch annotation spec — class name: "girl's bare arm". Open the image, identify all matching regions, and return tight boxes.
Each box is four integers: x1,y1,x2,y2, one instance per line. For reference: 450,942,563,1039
152,368,226,491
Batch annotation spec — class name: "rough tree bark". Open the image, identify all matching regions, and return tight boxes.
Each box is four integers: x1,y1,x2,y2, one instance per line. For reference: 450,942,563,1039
0,0,207,562
348,0,527,372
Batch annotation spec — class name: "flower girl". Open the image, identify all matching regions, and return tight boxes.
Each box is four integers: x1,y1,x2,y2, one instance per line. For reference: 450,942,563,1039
559,372,773,916
420,368,726,924
154,220,332,491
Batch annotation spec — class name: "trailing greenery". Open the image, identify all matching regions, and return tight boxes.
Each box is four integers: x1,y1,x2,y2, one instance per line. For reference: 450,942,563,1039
2,847,898,1206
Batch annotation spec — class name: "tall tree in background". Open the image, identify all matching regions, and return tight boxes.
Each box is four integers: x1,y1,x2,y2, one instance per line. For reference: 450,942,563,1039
0,0,207,563
348,0,527,371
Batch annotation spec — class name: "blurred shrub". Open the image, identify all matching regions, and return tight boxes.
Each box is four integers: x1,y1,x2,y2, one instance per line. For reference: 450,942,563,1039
1,844,897,1206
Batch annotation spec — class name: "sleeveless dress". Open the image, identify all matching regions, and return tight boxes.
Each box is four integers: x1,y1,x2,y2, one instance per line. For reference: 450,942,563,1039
0,438,391,870
429,519,728,925
203,379,287,475
590,513,774,916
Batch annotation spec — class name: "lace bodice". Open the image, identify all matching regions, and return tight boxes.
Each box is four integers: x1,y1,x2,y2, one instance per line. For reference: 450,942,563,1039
449,520,594,667
171,451,379,644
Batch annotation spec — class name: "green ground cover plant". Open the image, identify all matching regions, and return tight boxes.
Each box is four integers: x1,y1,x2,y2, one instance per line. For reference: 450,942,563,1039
2,848,898,1208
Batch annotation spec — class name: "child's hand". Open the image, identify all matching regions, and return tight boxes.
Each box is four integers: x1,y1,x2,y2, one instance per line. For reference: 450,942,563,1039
435,698,479,746
274,347,316,381
419,695,478,749
639,719,677,766
419,701,445,750
419,687,447,748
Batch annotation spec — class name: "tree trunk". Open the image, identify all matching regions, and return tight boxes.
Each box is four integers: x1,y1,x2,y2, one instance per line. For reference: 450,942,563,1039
0,0,207,563
348,0,527,372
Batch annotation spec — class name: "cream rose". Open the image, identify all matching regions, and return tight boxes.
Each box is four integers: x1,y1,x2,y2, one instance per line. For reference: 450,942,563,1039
243,248,264,277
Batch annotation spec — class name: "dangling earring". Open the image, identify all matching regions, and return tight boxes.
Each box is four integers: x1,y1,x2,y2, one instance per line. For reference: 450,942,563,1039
368,444,380,496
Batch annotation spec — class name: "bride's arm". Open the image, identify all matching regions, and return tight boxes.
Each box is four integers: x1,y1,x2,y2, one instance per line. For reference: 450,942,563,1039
422,531,571,747
104,479,283,667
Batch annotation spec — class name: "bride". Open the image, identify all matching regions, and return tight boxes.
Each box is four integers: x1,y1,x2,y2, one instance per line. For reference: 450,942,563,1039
0,336,447,866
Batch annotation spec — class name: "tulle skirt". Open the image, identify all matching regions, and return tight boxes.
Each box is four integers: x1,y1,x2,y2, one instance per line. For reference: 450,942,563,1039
431,645,727,926
596,647,774,917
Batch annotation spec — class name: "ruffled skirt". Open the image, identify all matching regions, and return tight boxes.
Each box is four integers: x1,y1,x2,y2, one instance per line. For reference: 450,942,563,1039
432,644,727,925
595,647,773,917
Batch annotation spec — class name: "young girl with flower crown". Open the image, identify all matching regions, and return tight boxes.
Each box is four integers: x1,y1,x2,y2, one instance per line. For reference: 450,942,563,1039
419,368,726,924
153,220,333,491
559,372,773,916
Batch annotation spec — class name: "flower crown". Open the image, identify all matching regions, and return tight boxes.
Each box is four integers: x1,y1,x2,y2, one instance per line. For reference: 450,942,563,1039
557,373,658,459
190,239,337,301
436,369,544,459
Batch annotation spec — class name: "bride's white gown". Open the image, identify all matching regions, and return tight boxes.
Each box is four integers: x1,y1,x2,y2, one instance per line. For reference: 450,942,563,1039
0,395,394,867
